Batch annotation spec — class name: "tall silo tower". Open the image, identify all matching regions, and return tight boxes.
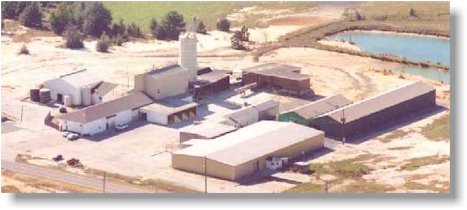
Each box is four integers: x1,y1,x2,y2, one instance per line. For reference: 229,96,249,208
179,17,198,81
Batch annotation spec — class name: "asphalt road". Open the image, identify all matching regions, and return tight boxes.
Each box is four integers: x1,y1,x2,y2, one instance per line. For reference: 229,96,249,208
1,160,149,193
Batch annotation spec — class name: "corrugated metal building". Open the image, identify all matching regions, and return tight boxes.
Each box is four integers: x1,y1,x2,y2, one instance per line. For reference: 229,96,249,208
172,121,324,181
58,92,153,135
193,71,230,99
308,82,436,139
279,94,352,125
241,63,311,96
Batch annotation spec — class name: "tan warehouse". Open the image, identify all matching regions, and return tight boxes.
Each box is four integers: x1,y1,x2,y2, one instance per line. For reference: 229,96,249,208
172,121,324,181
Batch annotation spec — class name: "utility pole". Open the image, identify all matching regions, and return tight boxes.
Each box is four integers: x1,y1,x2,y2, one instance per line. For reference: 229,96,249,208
324,180,329,193
127,65,130,90
20,104,24,122
102,171,106,193
204,156,207,193
341,108,346,145
301,151,305,162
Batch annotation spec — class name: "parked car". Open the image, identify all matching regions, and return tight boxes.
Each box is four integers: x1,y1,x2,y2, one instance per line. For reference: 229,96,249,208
115,124,129,131
53,154,63,162
61,131,70,138
67,133,80,141
67,158,83,168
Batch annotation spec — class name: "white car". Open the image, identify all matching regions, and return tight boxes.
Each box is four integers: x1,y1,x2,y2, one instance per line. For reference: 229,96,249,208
61,132,71,138
67,133,80,141
115,124,128,131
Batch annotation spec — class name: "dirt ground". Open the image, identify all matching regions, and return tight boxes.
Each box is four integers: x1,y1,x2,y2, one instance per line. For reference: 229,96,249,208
1,4,450,193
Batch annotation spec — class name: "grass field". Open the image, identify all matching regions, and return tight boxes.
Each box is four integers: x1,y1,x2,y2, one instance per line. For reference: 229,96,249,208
421,114,450,141
103,1,315,33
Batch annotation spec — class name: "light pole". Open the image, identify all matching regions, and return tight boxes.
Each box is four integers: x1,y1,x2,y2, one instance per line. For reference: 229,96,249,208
102,171,106,193
341,108,346,145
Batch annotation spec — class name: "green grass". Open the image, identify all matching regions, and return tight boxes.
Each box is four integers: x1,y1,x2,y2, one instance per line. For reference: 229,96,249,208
339,179,395,193
399,155,450,171
404,180,449,193
286,182,324,193
421,114,450,141
379,129,410,143
103,1,315,34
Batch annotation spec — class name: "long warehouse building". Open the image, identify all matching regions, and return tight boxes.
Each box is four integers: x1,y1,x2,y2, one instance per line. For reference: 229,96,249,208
307,82,436,139
172,121,324,181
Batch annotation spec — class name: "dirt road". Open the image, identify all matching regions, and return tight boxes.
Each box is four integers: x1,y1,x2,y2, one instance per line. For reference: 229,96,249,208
1,160,149,193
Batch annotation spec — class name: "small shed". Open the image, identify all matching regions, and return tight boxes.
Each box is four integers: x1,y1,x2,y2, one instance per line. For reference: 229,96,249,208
140,98,197,125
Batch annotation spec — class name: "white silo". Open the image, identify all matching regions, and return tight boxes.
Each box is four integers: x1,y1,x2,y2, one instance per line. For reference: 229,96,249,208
82,85,92,106
178,17,198,81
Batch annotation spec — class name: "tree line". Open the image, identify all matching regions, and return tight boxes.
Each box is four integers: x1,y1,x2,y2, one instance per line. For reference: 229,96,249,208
2,2,250,52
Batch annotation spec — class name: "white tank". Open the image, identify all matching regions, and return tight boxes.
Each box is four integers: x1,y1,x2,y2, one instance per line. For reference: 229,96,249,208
82,86,92,106
63,95,72,107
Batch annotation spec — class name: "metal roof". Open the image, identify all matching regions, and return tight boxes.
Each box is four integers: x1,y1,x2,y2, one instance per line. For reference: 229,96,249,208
173,121,324,166
323,82,435,123
179,123,237,139
286,94,352,120
243,63,309,81
58,69,102,88
243,63,300,73
59,92,153,123
140,98,197,116
93,82,118,96
147,64,187,78
196,71,229,83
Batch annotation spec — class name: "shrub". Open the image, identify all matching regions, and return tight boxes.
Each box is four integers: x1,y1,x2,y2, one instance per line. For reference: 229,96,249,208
216,18,230,32
196,20,207,34
18,44,29,55
409,8,417,17
50,3,74,35
82,2,112,37
161,11,185,40
150,18,165,39
19,2,42,28
127,23,143,38
111,19,126,38
114,34,124,46
231,31,246,50
64,25,84,49
96,33,110,52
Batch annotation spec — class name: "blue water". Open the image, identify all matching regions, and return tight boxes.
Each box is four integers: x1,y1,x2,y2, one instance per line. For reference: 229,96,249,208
330,31,450,66
394,66,450,83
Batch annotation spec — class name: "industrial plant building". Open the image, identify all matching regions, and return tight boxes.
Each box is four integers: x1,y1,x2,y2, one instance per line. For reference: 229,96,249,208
307,82,436,139
279,94,352,125
220,100,279,128
43,69,115,106
58,92,153,135
242,63,312,96
172,121,324,181
139,97,198,125
192,70,230,99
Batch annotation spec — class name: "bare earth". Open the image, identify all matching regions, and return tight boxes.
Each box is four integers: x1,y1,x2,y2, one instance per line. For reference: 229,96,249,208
1,6,450,193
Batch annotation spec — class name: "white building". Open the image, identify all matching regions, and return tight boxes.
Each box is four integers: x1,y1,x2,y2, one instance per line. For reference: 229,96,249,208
58,92,152,136
221,100,279,128
44,69,111,106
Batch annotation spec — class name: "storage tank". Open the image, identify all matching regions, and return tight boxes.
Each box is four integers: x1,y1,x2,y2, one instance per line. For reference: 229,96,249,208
30,88,40,102
63,95,72,107
39,88,51,104
82,86,92,106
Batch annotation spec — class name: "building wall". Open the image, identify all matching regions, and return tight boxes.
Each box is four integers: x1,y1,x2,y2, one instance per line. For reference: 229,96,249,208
146,111,169,125
63,118,107,135
278,112,308,125
309,90,436,139
44,79,82,105
232,132,324,180
143,71,191,100
115,109,132,125
242,72,310,95
193,77,230,99
172,132,324,181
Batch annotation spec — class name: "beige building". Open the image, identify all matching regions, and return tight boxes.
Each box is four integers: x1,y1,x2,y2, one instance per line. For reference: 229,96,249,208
172,121,324,181
134,64,193,100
